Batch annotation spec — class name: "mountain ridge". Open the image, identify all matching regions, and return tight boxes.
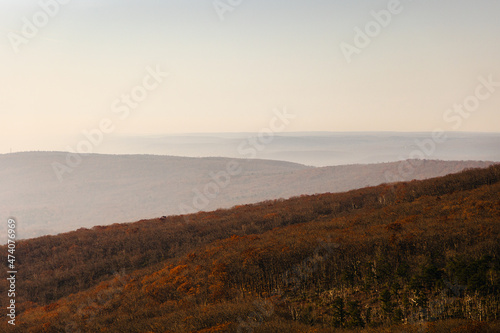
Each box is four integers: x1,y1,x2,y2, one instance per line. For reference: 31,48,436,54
0,152,495,239
2,164,499,332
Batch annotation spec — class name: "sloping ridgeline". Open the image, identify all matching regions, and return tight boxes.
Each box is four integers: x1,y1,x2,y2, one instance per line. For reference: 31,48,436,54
1,165,499,332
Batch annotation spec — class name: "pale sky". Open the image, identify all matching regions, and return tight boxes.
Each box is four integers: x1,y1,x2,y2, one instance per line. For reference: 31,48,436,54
1,0,499,153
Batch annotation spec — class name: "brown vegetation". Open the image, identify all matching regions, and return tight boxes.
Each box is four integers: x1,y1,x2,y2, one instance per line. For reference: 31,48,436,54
1,165,499,332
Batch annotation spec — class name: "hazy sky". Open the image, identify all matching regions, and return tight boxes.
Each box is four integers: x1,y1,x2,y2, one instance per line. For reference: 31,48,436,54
1,0,499,153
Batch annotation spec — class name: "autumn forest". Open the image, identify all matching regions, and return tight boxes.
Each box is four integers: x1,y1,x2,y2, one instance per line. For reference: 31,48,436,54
1,164,500,332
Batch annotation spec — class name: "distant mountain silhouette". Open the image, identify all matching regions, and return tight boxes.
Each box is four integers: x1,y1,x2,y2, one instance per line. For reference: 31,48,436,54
0,151,495,239
2,164,499,332
99,132,500,166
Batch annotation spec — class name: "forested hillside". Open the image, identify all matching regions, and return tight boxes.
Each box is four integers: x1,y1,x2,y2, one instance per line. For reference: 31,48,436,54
1,165,500,332
1,151,494,239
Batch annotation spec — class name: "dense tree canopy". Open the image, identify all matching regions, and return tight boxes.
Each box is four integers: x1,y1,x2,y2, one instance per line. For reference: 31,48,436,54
1,165,499,332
